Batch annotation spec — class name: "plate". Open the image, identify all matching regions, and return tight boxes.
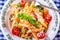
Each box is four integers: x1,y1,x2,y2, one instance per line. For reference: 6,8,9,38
0,0,59,40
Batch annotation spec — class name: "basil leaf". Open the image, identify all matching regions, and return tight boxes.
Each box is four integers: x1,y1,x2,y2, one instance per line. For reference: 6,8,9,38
18,13,28,19
18,12,39,28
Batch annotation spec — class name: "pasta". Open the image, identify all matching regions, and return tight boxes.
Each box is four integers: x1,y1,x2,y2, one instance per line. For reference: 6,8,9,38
8,1,52,40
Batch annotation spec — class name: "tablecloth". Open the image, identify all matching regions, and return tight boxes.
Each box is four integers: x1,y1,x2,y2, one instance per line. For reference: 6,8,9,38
0,0,60,40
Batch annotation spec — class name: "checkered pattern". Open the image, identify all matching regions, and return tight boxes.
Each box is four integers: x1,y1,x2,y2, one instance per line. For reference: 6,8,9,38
0,0,60,40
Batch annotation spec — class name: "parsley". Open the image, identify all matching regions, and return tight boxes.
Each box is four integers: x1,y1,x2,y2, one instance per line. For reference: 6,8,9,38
15,22,19,24
17,3,21,7
26,38,32,40
21,28,25,33
36,5,42,12
18,12,39,28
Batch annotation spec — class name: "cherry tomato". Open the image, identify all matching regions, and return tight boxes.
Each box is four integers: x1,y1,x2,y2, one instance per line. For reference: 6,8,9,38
43,8,48,15
12,27,20,36
44,14,52,23
21,0,25,7
37,32,46,39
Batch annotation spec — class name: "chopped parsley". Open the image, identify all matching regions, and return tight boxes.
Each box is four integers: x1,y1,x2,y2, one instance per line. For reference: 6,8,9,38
21,28,25,33
17,3,21,7
15,22,19,24
36,5,43,12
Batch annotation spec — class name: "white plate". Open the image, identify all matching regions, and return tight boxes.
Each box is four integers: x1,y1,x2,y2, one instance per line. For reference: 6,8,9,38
0,0,59,40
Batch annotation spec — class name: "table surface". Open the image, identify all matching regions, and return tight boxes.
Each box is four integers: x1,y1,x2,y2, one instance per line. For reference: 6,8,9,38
0,0,60,40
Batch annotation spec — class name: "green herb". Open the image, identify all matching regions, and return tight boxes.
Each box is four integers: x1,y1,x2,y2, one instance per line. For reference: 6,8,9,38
26,38,32,40
15,22,19,24
18,12,28,20
21,28,25,33
36,5,42,12
17,3,21,7
18,12,39,28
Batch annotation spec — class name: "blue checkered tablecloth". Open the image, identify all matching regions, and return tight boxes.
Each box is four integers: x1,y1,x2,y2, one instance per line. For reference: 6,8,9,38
0,0,60,40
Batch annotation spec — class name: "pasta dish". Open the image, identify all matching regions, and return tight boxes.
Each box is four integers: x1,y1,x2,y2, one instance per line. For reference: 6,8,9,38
8,0,52,40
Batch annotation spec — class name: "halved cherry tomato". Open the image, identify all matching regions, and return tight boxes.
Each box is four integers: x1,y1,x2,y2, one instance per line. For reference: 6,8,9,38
21,0,25,7
12,27,20,36
37,32,46,39
44,14,52,23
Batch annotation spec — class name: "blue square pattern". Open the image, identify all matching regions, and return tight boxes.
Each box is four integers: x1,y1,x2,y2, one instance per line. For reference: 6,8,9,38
0,0,60,40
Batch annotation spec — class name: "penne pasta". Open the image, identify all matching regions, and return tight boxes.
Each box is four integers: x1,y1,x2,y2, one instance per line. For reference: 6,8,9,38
8,1,52,40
